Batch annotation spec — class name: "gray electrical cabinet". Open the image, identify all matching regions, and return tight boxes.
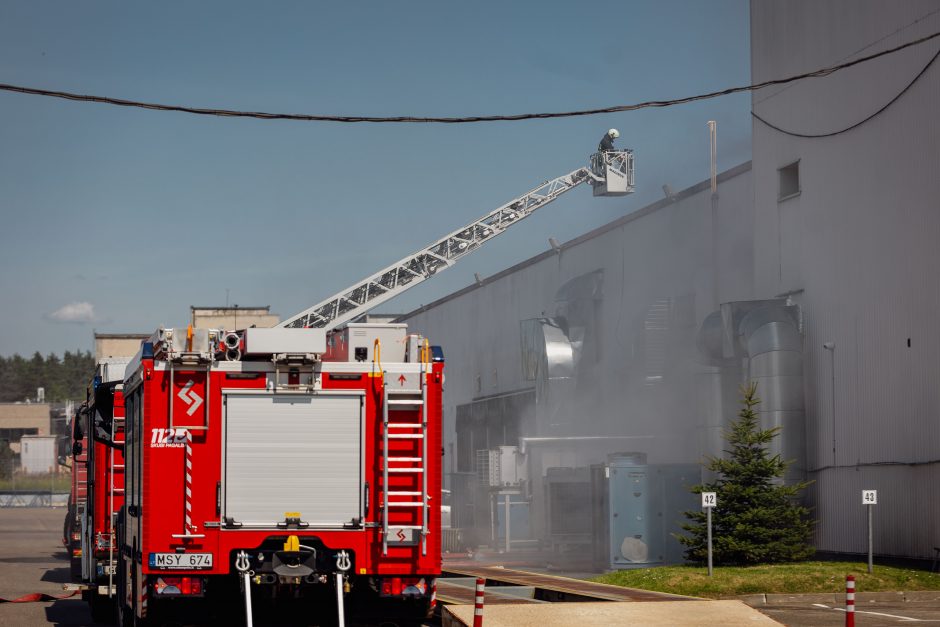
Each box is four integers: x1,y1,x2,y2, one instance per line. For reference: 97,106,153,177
594,453,699,570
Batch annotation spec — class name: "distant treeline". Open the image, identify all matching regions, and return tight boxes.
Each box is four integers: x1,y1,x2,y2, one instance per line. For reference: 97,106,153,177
0,351,95,403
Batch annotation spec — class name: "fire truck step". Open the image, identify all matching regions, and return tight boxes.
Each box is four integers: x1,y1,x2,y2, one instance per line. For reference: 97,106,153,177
387,502,424,507
388,434,424,439
387,399,423,405
388,468,424,473
388,525,423,530
388,491,422,496
387,423,423,429
387,457,422,462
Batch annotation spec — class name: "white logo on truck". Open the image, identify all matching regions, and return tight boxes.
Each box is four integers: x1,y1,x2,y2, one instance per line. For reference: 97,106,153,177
177,380,203,416
151,428,187,448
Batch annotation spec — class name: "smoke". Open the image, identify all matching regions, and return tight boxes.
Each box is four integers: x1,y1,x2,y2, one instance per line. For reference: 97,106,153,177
405,162,761,568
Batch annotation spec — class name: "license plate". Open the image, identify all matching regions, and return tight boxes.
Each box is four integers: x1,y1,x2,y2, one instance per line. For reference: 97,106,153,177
148,553,213,570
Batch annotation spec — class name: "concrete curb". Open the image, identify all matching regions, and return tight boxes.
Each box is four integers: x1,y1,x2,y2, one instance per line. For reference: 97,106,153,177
730,590,940,605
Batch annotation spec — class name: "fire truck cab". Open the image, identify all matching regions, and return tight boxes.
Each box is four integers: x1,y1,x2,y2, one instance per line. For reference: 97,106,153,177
116,324,442,625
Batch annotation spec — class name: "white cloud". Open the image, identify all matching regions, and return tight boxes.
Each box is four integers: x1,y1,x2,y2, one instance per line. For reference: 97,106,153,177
47,301,98,324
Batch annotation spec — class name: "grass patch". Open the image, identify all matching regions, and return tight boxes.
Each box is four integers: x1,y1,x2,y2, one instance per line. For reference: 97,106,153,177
0,473,70,492
592,562,940,598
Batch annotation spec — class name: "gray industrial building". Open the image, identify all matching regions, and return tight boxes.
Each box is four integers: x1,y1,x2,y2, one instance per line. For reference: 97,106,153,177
400,2,940,563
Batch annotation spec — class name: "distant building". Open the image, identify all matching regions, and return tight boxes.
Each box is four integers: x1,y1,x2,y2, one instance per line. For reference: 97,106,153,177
20,435,57,474
94,333,150,361
190,306,279,330
0,403,51,454
93,310,280,362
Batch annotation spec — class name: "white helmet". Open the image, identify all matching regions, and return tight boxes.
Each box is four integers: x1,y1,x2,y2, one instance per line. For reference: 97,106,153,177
608,128,620,139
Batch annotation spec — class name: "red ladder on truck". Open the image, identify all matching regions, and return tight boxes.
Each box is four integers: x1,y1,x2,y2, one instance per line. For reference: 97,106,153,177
381,361,429,557
107,410,125,597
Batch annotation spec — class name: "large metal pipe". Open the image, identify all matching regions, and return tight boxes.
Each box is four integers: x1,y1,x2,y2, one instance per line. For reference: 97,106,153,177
697,300,805,485
739,304,804,484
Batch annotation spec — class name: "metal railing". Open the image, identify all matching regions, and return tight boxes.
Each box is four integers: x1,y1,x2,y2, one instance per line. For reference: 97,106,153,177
0,490,68,507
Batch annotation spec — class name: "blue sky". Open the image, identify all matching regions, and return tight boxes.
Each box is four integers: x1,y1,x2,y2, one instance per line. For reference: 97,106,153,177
0,1,751,357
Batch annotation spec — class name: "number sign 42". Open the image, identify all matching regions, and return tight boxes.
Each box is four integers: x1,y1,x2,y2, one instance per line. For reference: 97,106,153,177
701,492,717,508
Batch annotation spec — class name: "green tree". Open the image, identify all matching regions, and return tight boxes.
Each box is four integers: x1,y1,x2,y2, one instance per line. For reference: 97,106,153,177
3,354,29,402
678,382,814,564
0,441,12,481
0,350,95,402
44,352,66,401
26,351,46,398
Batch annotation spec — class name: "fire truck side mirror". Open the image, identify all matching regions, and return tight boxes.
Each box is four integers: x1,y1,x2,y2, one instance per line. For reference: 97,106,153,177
72,441,83,457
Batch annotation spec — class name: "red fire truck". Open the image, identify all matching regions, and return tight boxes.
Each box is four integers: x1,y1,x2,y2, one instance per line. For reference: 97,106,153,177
66,359,128,622
115,325,442,625
65,409,89,580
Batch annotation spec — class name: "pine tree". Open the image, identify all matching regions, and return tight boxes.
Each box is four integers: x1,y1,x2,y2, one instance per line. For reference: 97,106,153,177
0,350,95,402
678,382,814,564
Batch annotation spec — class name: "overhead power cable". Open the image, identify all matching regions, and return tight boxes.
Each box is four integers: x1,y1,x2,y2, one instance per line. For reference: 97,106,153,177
753,6,940,106
752,41,940,138
0,30,938,124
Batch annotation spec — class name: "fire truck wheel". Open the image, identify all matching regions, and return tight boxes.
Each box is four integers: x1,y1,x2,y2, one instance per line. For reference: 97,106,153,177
372,598,433,625
89,594,114,624
128,571,154,627
115,594,131,627
408,597,434,622
115,558,131,627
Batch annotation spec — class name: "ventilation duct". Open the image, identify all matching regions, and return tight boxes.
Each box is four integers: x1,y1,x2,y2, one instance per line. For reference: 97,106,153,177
519,270,603,429
553,269,603,370
520,317,575,428
520,318,574,382
697,299,804,484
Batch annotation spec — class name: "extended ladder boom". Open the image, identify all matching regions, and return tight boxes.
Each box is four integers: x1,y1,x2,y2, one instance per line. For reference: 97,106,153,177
280,151,633,330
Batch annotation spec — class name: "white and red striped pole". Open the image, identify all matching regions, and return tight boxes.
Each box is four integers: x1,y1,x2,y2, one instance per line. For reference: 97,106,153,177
845,574,855,627
473,577,485,627
184,429,194,534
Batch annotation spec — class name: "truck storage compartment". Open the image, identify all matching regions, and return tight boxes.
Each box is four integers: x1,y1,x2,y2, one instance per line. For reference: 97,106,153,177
223,392,363,527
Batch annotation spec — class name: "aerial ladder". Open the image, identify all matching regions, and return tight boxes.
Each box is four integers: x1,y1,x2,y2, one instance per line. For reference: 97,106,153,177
279,149,635,330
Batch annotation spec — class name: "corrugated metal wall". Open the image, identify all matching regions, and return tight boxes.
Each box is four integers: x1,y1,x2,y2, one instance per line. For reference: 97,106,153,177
751,1,940,557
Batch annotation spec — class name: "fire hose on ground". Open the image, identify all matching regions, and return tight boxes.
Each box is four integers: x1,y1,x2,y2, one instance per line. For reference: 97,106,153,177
0,590,82,603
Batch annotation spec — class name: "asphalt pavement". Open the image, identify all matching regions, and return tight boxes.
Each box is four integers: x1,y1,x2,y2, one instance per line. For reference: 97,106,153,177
0,507,92,626
752,596,940,626
2,508,938,627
